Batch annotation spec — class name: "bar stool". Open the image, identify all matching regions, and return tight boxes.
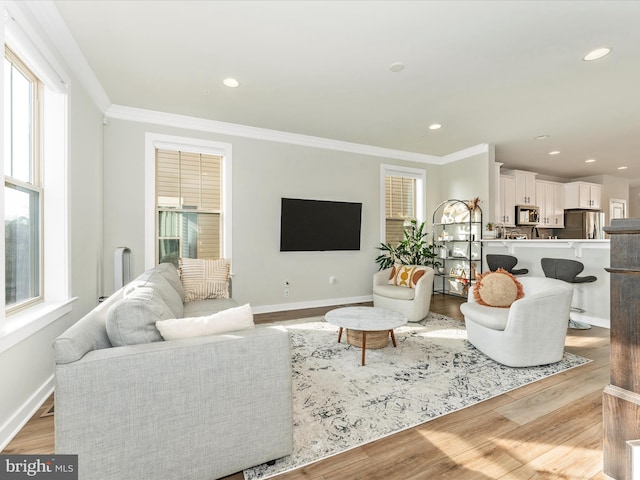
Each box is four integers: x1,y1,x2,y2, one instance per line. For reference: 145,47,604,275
540,258,597,330
486,254,529,275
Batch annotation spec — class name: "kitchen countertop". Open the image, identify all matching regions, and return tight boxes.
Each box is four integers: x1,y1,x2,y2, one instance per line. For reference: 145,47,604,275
481,238,609,256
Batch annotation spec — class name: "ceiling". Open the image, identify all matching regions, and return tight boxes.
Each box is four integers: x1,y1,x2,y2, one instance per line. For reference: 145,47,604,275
52,0,640,185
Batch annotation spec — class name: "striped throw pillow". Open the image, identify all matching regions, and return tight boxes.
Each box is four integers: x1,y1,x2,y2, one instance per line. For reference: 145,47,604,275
179,258,230,302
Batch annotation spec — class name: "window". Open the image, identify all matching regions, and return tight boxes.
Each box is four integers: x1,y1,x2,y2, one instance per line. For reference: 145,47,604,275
4,47,42,312
385,176,416,245
155,149,223,266
381,165,425,246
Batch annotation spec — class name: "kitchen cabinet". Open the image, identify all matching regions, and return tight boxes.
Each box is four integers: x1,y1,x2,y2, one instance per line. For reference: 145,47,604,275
553,183,565,227
564,181,602,210
535,180,565,227
498,176,516,226
508,170,537,205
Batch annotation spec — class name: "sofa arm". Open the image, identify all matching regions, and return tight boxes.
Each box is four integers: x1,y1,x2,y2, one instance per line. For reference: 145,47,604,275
55,326,293,480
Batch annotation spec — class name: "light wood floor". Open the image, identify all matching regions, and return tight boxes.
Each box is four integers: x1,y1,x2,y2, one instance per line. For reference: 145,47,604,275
3,295,610,479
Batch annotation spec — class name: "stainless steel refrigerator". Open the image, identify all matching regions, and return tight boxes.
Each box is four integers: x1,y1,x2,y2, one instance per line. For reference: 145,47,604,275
556,210,605,239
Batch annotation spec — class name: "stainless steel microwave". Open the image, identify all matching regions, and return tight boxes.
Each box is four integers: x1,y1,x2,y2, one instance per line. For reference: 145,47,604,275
515,205,540,225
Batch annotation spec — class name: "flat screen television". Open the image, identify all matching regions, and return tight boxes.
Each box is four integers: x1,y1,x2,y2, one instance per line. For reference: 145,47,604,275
280,198,362,252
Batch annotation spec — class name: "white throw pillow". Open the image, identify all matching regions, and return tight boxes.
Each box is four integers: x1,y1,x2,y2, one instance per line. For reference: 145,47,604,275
156,303,255,340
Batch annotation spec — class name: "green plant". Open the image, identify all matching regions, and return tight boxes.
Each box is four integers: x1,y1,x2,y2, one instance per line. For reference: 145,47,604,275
485,222,494,231
375,220,441,270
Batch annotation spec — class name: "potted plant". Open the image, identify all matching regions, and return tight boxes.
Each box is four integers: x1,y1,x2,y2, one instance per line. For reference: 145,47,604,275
375,220,441,271
484,222,496,239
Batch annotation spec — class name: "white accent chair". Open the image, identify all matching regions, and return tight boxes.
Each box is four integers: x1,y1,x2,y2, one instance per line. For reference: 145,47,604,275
460,276,574,367
373,266,434,322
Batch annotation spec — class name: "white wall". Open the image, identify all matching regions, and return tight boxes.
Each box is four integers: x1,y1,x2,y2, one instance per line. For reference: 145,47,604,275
102,119,464,311
438,151,493,225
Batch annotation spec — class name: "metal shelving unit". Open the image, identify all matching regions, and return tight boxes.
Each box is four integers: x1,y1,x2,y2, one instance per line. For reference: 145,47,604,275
432,199,483,297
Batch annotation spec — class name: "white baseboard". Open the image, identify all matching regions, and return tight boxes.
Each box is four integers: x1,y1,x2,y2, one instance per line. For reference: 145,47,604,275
251,295,373,315
0,375,54,452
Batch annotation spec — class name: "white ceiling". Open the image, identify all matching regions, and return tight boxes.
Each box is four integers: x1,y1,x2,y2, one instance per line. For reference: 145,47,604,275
52,0,640,185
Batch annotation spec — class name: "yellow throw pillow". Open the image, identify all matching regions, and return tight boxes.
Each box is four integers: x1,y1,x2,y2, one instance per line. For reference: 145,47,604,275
473,268,524,307
179,257,230,302
388,265,426,288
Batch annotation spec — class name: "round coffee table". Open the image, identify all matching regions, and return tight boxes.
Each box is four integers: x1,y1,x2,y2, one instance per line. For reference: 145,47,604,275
324,306,408,366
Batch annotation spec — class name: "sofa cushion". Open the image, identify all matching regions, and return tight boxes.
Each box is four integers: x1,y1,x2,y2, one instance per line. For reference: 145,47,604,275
106,286,173,346
388,265,426,288
183,298,239,317
373,284,416,300
124,271,184,319
180,257,230,302
156,303,255,340
154,262,185,302
473,268,524,307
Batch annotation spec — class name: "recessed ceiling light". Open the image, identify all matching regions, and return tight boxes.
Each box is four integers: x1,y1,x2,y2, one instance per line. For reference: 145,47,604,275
583,47,611,62
618,166,628,170
389,62,405,72
535,135,549,140
549,151,560,155
428,124,442,130
222,78,240,88
585,159,596,163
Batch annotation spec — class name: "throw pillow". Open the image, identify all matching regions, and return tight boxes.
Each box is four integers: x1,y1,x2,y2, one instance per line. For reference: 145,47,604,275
388,265,426,288
180,257,230,302
156,303,255,340
473,268,524,307
106,286,172,346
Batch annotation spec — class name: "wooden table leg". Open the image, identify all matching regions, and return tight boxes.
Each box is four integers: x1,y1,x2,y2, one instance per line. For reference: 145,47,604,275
390,329,397,347
361,332,367,366
338,327,343,343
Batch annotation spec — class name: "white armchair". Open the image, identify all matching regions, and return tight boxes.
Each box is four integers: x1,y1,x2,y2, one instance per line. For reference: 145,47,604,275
460,276,573,367
373,266,434,322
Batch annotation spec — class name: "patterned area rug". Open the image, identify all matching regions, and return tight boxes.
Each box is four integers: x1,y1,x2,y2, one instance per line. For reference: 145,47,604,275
243,312,591,480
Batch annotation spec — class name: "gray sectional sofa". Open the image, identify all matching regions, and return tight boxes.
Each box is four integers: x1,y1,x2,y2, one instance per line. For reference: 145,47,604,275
53,263,293,480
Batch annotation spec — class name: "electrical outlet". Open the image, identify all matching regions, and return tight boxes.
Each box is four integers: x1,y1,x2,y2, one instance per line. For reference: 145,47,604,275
329,276,336,284
284,279,290,287
284,288,290,297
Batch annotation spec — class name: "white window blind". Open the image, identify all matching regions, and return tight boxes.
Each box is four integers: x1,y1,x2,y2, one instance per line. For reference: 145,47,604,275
385,175,416,245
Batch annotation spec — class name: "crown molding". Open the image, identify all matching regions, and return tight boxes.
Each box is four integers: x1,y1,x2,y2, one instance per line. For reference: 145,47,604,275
106,104,444,163
440,143,490,163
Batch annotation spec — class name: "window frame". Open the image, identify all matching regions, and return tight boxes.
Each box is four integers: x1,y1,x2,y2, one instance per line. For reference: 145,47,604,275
1,4,72,353
145,133,232,271
380,164,425,244
4,45,44,314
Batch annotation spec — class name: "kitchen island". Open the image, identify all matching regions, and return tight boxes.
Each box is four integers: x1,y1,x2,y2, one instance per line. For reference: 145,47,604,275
481,239,610,328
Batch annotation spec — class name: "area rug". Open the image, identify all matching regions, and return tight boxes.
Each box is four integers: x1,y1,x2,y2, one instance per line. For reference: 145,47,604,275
243,312,591,480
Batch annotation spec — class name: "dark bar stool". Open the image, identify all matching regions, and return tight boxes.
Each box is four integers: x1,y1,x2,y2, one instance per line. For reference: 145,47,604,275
541,258,597,329
486,254,529,275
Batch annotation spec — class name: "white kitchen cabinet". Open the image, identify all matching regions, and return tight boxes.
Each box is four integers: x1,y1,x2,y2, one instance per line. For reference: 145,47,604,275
509,170,537,205
536,181,551,226
564,182,602,210
553,183,565,227
498,176,516,226
535,180,565,227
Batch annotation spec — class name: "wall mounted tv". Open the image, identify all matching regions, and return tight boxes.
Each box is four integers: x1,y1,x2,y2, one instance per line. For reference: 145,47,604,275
280,198,362,252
